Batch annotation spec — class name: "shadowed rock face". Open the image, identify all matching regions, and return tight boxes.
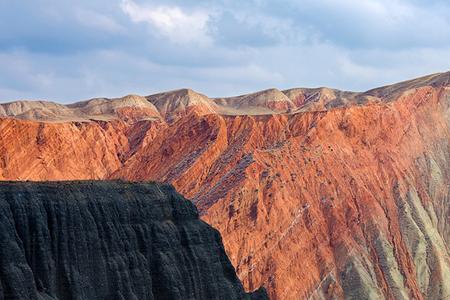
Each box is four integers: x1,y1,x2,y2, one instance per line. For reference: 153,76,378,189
0,181,267,300
1,72,450,299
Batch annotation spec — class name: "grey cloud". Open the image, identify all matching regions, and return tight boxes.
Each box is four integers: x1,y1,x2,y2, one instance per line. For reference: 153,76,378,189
0,0,449,103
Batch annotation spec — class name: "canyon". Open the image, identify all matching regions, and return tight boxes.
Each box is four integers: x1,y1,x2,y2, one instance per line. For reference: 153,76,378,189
1,71,450,299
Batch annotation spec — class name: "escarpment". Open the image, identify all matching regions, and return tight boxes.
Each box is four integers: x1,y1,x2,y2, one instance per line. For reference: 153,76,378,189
0,181,267,300
1,71,450,299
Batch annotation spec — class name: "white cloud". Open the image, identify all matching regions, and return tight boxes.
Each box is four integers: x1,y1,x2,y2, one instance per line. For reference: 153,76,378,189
75,9,125,33
120,0,212,45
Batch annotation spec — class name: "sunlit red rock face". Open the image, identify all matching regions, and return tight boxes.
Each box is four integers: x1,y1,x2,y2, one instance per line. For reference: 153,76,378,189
1,72,450,299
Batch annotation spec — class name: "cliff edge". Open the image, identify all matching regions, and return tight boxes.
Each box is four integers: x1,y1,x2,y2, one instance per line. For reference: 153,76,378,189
0,181,267,300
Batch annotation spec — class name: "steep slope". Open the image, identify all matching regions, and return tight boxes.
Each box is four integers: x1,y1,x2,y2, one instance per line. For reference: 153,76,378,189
0,118,129,180
0,71,450,299
114,80,450,299
0,181,267,300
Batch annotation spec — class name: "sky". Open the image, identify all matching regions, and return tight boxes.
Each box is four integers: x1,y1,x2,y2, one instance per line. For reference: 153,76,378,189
1,0,450,103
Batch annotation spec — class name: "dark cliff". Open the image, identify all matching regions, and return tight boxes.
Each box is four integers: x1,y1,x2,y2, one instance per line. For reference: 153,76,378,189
0,181,268,300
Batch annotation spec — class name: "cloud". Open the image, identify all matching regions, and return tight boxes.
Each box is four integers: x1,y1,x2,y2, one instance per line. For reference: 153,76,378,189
120,0,213,45
282,0,450,49
0,0,450,103
74,9,125,33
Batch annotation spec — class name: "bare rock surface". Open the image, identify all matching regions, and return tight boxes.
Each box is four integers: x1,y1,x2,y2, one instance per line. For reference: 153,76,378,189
1,71,450,299
0,181,267,300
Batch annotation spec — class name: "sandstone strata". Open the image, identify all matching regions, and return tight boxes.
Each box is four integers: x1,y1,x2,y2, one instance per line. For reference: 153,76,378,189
1,72,450,299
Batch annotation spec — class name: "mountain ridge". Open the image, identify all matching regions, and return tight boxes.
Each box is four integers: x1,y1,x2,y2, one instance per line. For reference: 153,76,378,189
1,71,448,122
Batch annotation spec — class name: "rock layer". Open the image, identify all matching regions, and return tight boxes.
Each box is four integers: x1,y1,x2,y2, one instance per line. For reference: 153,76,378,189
0,181,267,300
1,72,450,299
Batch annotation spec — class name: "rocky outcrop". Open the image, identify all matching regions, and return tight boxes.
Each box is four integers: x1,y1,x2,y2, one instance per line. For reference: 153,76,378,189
0,181,267,300
113,82,450,299
1,71,450,299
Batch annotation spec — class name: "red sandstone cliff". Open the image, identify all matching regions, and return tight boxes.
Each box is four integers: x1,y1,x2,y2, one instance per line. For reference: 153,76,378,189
1,72,450,299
